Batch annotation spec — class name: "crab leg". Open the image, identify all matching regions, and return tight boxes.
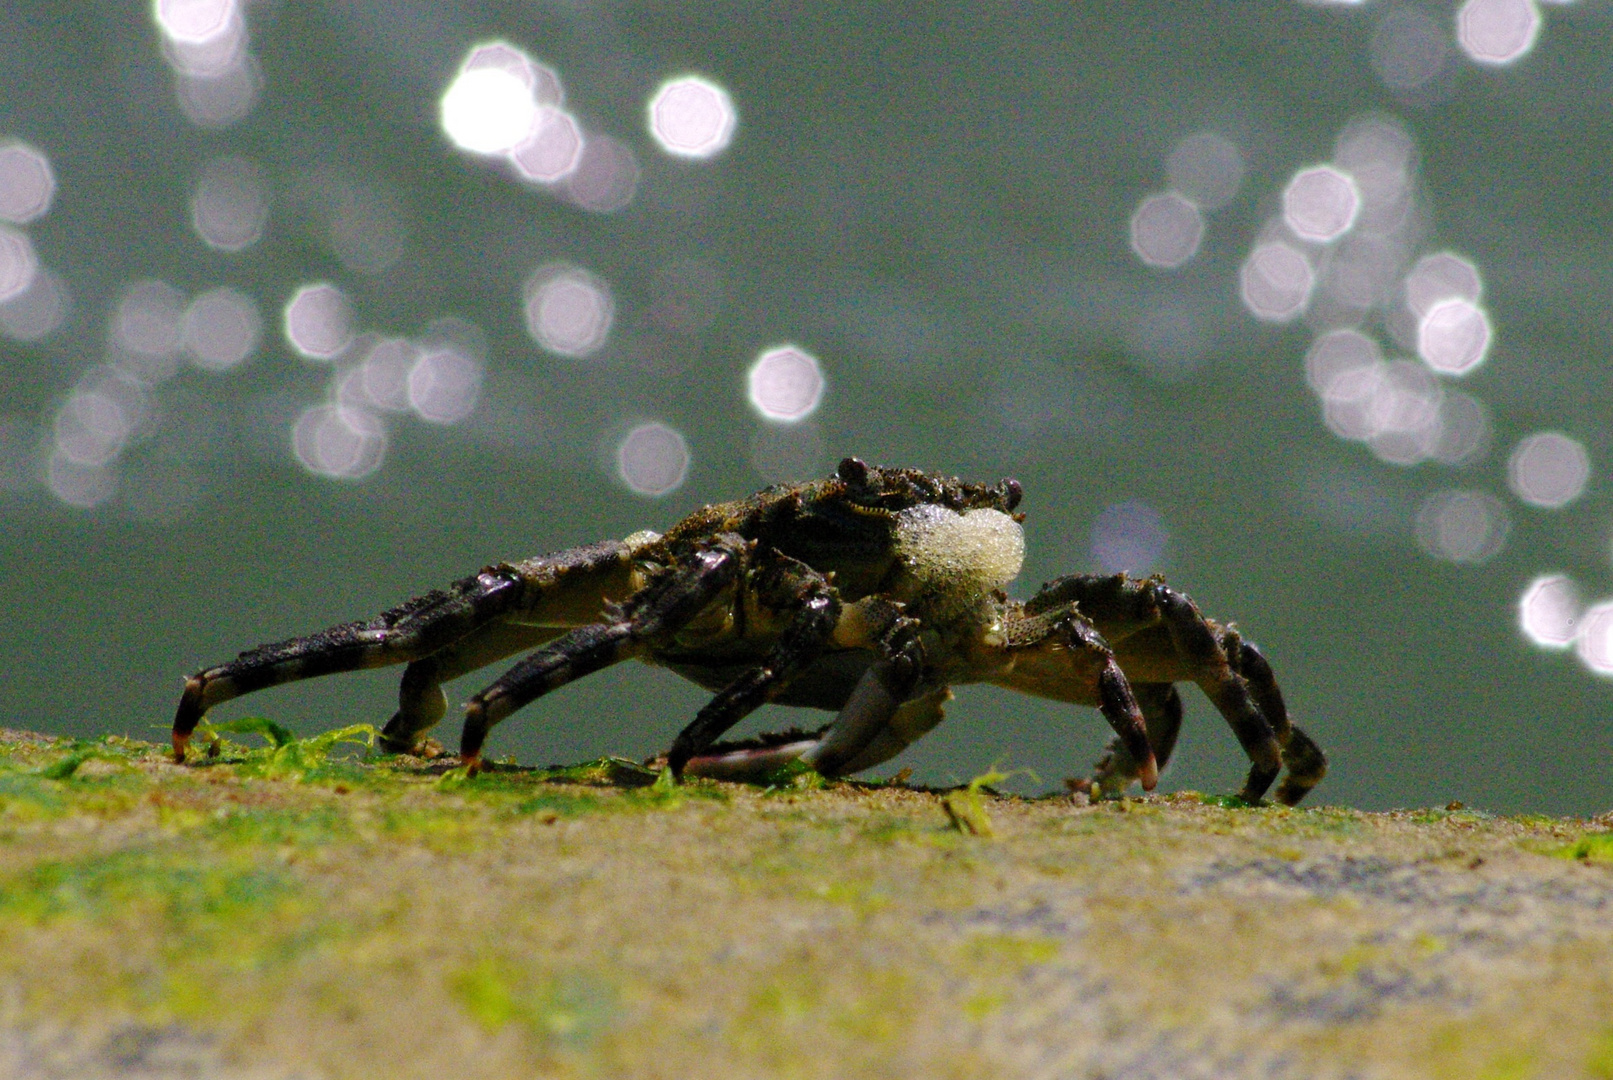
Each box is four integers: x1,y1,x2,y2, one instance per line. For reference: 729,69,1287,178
1234,641,1327,805
1029,573,1323,804
172,539,643,762
665,580,844,777
1079,682,1183,797
459,536,749,773
671,593,927,778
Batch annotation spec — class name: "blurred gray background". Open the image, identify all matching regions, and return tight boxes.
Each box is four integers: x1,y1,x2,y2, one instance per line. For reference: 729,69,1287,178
2,0,1609,813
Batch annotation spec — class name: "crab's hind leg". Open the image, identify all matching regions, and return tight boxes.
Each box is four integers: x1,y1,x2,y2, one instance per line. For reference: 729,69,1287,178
670,592,926,779
680,683,953,782
459,536,749,773
1234,640,1327,805
664,570,849,777
173,539,641,762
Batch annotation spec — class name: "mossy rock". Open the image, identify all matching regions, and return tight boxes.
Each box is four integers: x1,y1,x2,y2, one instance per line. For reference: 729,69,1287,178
0,728,1608,1079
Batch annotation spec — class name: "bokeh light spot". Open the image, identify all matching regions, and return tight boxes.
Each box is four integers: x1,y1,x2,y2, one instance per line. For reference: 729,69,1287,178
1240,241,1315,322
747,344,825,422
191,156,267,252
1417,298,1491,375
462,41,563,106
112,279,187,360
283,282,353,361
562,135,640,214
440,66,538,155
1165,132,1244,211
47,453,117,509
616,422,689,497
1518,573,1581,649
1404,251,1482,317
0,225,37,303
1306,328,1381,397
1575,601,1613,676
154,0,235,45
1456,0,1541,64
1430,390,1492,465
509,109,584,183
183,286,260,372
1129,192,1203,270
523,264,614,358
1091,499,1167,574
1507,431,1589,509
1370,7,1451,91
1414,489,1509,564
1283,166,1361,242
0,141,55,223
647,76,737,159
174,61,261,130
407,344,483,425
291,404,385,479
0,266,67,341
354,337,420,413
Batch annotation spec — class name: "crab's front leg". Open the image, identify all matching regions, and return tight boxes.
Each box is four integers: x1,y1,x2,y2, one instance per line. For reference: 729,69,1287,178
172,538,647,762
984,605,1161,792
1030,573,1326,804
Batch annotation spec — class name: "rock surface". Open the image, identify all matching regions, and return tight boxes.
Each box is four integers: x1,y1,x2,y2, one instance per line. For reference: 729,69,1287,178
0,729,1608,1079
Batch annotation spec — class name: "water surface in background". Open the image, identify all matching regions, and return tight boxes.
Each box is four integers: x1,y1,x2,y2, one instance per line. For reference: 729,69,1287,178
2,0,1610,813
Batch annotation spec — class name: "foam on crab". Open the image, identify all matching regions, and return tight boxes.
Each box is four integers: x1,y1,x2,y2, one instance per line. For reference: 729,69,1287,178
893,505,1025,601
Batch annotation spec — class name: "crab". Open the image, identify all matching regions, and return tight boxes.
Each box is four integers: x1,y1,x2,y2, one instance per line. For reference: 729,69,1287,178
172,459,1326,803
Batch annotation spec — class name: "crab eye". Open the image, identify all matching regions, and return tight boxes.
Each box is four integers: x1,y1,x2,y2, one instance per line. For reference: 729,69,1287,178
837,457,870,487
1001,478,1023,511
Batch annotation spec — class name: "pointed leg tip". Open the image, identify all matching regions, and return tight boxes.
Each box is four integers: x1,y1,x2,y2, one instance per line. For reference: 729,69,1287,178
171,731,189,764
1138,755,1159,791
